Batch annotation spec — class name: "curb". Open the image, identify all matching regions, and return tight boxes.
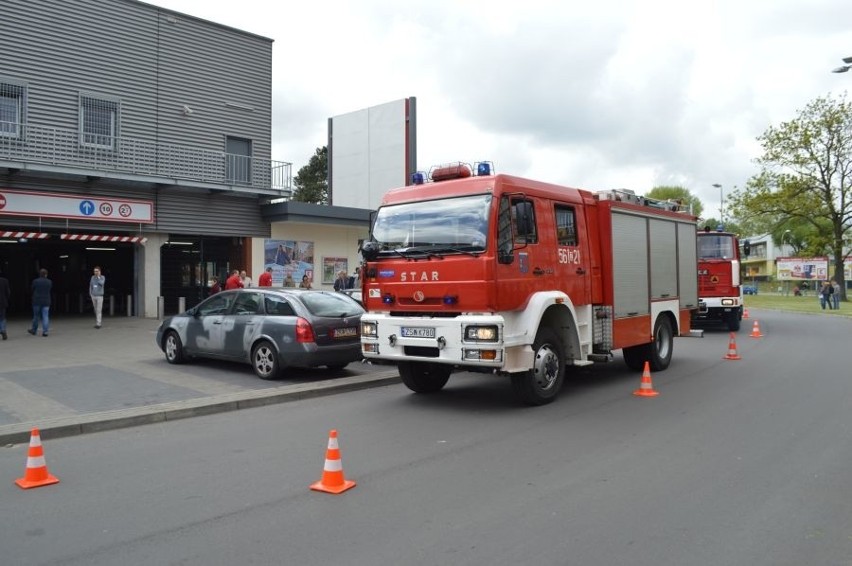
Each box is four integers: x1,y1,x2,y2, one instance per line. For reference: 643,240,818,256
0,371,400,446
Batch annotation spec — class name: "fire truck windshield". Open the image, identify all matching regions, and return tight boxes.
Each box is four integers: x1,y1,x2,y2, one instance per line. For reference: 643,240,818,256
697,233,736,259
371,194,491,254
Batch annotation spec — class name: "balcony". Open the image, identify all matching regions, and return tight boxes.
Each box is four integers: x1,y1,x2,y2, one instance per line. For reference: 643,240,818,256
0,122,292,197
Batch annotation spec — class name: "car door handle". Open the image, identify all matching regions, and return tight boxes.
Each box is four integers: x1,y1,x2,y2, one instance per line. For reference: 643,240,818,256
576,267,586,275
533,267,545,276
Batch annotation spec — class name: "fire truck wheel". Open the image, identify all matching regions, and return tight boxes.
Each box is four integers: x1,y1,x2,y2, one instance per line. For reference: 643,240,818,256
621,346,646,371
647,316,673,371
511,327,565,406
398,362,452,393
727,310,741,332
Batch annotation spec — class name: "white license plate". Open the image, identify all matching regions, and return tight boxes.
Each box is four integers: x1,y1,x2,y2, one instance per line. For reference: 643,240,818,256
401,326,436,338
333,327,358,338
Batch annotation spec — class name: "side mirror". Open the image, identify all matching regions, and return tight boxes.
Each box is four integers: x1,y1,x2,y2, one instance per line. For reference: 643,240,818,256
360,240,380,261
742,240,751,257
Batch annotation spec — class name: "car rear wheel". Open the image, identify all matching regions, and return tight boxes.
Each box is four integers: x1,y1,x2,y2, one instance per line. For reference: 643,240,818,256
511,327,565,406
398,361,451,393
164,331,185,364
252,340,281,380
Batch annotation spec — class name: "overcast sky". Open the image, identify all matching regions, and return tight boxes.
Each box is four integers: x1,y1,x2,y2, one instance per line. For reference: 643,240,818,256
147,0,850,219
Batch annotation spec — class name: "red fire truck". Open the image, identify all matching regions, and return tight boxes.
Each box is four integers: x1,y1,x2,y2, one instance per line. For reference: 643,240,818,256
359,163,700,405
693,227,748,331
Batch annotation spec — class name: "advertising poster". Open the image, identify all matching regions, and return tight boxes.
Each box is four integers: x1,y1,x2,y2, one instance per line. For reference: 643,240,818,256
263,239,315,286
322,257,349,284
776,257,829,281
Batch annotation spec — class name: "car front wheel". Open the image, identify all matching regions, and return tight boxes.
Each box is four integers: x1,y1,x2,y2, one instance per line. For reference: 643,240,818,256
164,331,185,364
252,340,281,380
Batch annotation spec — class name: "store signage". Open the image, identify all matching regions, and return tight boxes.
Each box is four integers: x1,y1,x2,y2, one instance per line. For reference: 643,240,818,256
0,188,154,223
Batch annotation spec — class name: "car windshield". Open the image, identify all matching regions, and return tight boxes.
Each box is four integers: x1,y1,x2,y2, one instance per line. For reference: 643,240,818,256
299,292,364,317
371,194,491,254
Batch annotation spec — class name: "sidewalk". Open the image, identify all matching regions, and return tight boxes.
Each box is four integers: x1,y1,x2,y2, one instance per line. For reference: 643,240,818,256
0,314,399,445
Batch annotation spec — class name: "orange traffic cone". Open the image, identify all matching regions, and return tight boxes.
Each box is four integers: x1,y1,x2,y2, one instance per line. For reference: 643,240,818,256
310,429,356,494
723,332,742,360
15,428,59,489
750,320,763,338
743,308,750,319
632,361,659,397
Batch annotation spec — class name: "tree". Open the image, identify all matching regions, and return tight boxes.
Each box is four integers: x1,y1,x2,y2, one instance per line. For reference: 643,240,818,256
644,186,703,218
728,94,852,299
292,146,328,204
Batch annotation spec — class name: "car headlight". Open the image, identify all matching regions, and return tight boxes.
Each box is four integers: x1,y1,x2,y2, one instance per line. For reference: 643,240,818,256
464,325,498,342
361,321,378,338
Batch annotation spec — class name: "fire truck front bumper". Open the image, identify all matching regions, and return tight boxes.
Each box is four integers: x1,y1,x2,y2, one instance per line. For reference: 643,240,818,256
360,314,534,373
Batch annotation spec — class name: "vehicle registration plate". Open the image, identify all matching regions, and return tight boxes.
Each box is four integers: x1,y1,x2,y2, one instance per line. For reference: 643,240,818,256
401,326,436,338
333,327,358,338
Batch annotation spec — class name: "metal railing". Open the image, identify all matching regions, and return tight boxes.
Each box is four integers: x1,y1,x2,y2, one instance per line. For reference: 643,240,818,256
0,122,292,194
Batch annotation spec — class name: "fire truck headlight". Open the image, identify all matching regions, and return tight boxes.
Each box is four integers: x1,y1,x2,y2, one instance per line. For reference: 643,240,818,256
721,299,735,306
361,321,378,338
464,325,498,342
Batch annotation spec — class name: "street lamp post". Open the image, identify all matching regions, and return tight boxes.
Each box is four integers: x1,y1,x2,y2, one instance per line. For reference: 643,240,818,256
712,183,723,223
783,230,792,296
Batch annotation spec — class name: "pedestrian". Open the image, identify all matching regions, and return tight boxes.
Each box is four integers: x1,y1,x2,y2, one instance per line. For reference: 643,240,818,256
240,270,252,288
89,265,106,329
349,266,361,290
209,275,222,295
0,271,9,340
819,280,833,310
224,269,243,290
333,270,348,291
283,273,295,287
28,268,52,337
299,274,312,289
831,279,841,309
258,266,273,287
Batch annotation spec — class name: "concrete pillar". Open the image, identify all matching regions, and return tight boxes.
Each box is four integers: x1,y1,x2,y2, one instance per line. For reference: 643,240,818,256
127,295,133,317
178,296,186,313
157,296,165,321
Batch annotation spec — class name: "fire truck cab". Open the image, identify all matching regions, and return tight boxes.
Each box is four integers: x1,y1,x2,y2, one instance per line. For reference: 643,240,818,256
693,228,746,331
359,163,699,405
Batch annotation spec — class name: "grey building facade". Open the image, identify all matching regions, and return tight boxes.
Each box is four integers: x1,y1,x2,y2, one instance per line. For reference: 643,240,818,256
0,0,290,317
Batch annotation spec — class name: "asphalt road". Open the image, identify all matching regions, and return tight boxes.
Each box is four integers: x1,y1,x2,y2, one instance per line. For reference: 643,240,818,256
3,309,852,565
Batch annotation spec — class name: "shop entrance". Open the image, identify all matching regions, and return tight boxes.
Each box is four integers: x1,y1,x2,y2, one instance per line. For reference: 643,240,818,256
0,237,136,316
160,237,239,314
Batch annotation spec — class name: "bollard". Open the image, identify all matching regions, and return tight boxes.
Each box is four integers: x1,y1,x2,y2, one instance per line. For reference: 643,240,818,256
79,294,84,314
157,296,165,321
126,295,132,317
109,295,115,316
178,296,186,313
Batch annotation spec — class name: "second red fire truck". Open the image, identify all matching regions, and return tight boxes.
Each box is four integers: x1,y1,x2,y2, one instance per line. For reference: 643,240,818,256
694,227,749,331
359,163,700,405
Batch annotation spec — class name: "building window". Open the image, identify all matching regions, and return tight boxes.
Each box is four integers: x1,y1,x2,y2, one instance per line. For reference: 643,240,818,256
79,93,119,149
0,80,26,138
225,136,252,184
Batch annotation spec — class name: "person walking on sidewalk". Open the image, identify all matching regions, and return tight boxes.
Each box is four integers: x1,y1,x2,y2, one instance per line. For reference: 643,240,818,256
0,271,9,340
89,266,106,329
28,268,52,337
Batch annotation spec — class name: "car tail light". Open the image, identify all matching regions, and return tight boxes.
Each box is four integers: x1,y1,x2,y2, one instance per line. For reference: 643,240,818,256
296,317,315,343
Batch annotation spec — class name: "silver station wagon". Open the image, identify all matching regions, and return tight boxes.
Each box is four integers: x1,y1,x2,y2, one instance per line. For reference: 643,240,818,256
155,289,364,379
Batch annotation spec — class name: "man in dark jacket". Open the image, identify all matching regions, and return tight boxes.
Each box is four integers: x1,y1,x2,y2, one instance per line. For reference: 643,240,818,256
28,268,52,337
0,271,9,340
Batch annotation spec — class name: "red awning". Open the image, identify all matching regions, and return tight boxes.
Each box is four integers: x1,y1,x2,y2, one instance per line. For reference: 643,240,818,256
60,234,148,244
